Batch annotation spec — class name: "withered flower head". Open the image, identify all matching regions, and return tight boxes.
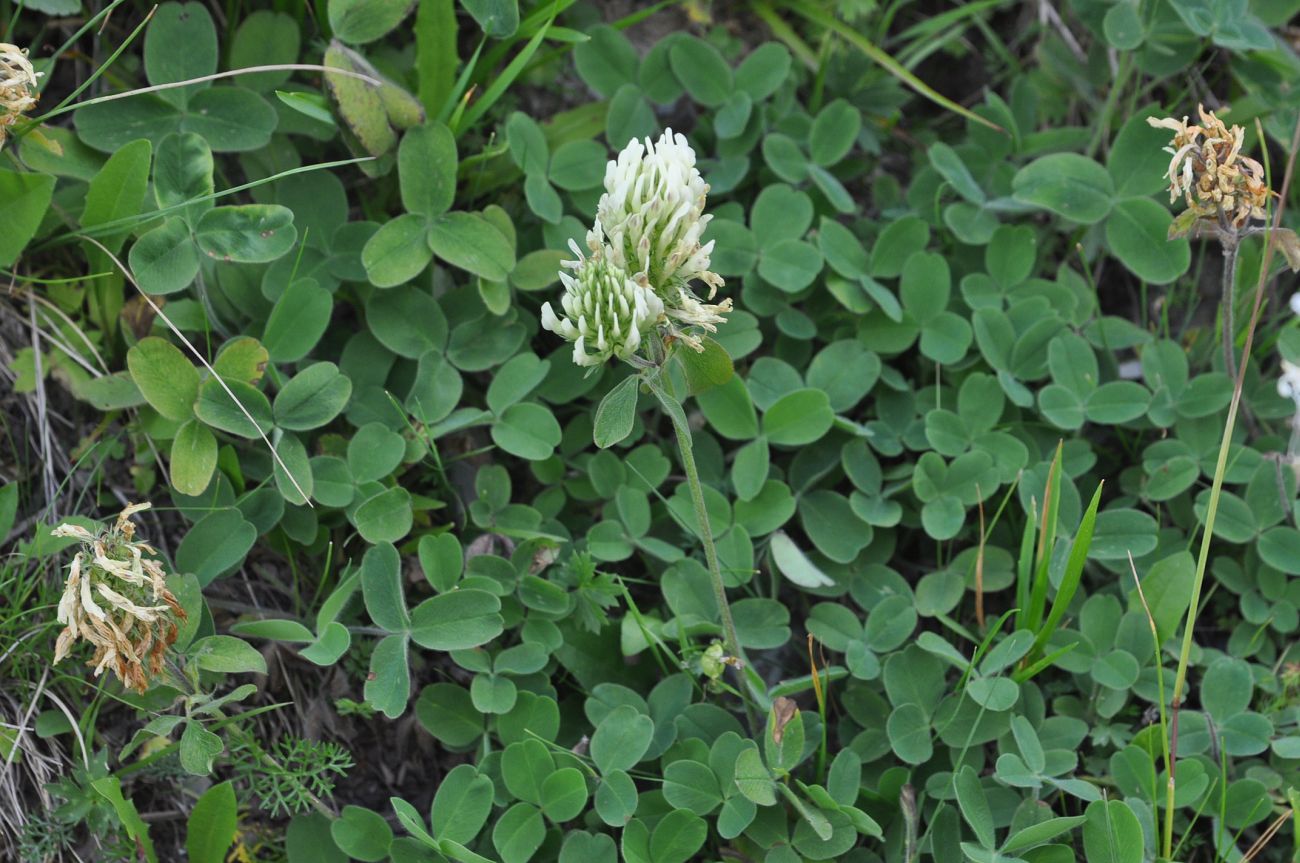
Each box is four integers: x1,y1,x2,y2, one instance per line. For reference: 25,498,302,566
0,43,41,150
52,503,187,693
1148,104,1270,229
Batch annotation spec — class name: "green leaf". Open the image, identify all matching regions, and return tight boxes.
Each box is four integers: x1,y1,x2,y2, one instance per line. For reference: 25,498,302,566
929,142,985,204
176,510,257,585
428,211,514,280
668,36,732,108
594,769,638,826
574,26,638,98
662,759,722,815
230,11,301,92
887,703,932,764
212,337,268,386
1002,815,1086,853
678,338,734,395
362,541,409,632
1202,657,1253,722
769,531,834,589
492,803,545,863
541,768,589,822
1128,551,1194,644
462,0,519,38
954,765,995,849
82,138,153,254
1081,799,1143,863
331,805,394,862
1012,153,1114,224
1103,1,1144,49
649,810,707,863
365,633,411,718
432,765,494,843
492,402,561,460
593,375,640,449
416,683,484,747
758,238,823,291
764,704,805,774
130,219,200,295
189,634,268,674
409,590,504,649
352,487,414,543
1259,526,1300,575
194,378,274,439
590,705,654,774
1108,108,1172,197
329,0,417,44
809,99,861,167
1105,197,1190,284
0,168,55,266
127,337,199,421
763,389,834,446
324,40,397,156
400,123,457,217
273,363,352,431
363,213,435,288
186,781,237,863
145,2,217,104
91,777,158,863
697,375,759,440
170,419,218,495
263,278,332,361
734,746,776,805
196,205,297,263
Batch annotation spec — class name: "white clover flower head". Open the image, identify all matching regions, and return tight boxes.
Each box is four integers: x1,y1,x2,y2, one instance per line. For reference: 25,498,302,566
1279,359,1300,403
541,240,666,367
52,502,187,693
1147,104,1268,228
597,128,724,299
0,43,41,149
1289,292,1300,317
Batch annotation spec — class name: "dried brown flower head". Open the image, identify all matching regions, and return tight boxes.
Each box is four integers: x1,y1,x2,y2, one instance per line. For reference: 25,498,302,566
52,503,187,693
0,43,40,150
1148,105,1270,229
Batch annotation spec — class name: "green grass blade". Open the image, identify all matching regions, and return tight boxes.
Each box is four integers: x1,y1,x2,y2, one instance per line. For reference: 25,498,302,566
779,0,1003,132
416,0,458,119
1014,504,1035,631
1012,641,1078,683
457,18,552,132
1030,480,1103,660
1025,442,1064,632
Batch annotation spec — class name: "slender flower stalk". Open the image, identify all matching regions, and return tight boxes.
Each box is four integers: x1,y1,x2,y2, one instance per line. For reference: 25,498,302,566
52,502,187,693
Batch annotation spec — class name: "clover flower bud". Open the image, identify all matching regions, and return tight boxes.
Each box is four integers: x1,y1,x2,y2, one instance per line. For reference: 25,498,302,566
1148,105,1270,229
52,502,187,693
541,241,665,367
597,128,724,299
0,43,41,150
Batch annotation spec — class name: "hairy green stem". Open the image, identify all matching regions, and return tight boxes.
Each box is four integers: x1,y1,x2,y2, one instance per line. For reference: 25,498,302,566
643,371,756,727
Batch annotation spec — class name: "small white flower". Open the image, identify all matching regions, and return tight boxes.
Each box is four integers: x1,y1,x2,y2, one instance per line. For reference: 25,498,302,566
0,43,41,149
597,128,724,298
1279,359,1300,402
541,241,666,367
